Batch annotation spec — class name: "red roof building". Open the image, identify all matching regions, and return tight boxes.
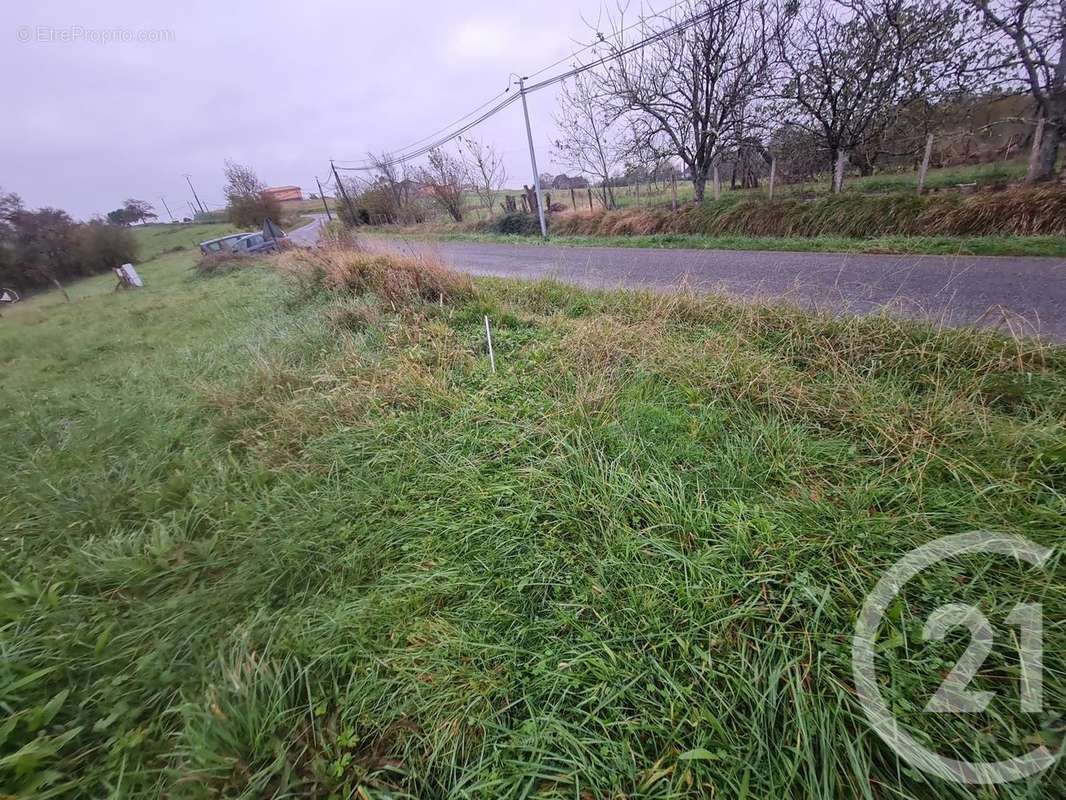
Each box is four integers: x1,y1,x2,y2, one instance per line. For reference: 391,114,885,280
262,185,303,202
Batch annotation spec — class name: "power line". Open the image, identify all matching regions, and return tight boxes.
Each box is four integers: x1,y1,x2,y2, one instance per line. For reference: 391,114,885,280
332,86,513,166
334,93,521,171
523,4,723,94
333,0,729,172
522,0,694,81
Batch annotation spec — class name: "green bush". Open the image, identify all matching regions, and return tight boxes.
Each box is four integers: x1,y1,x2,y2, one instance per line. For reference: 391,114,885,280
488,211,542,236
227,194,282,229
72,221,139,274
0,211,139,293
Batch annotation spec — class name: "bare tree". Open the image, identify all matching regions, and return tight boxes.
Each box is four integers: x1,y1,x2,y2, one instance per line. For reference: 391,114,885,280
223,160,280,227
458,137,507,214
366,151,410,222
417,148,468,223
591,0,779,201
553,68,622,208
962,0,1065,182
779,0,974,191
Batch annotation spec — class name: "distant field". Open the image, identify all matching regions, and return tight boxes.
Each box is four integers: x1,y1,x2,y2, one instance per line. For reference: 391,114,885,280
280,197,335,214
579,158,1041,211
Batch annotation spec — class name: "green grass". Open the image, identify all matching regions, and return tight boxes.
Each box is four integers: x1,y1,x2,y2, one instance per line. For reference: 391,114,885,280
365,228,1066,257
600,158,1043,210
280,197,336,215
1,242,1064,797
132,222,241,261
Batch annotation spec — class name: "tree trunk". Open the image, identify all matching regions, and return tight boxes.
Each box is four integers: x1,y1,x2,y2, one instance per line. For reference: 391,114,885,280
692,175,706,202
832,149,848,194
1026,117,1062,184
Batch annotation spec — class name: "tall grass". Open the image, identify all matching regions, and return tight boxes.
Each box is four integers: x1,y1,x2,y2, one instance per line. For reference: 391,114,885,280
1,244,1063,797
548,185,1066,239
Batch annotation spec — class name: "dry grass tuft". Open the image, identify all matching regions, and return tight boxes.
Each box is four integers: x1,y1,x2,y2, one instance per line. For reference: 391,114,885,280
325,301,382,333
275,245,474,306
195,252,255,276
921,185,1066,236
548,185,1066,239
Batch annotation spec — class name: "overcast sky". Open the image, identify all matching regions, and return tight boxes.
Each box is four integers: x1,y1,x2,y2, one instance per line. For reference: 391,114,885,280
1,0,614,220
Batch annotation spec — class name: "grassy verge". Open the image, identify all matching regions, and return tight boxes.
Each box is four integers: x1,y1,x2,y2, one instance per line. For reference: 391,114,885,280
1,243,1063,797
132,221,241,261
364,228,1066,257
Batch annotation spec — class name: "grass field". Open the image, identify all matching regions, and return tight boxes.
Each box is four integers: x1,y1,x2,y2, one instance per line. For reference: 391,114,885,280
1,235,1063,797
280,197,336,216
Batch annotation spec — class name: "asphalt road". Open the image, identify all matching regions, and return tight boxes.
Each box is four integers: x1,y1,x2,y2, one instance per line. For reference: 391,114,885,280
287,214,327,247
361,235,1066,341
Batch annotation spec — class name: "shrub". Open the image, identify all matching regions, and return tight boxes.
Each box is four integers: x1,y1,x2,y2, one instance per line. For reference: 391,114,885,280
0,211,139,293
275,245,473,306
336,186,428,227
224,160,282,228
196,252,252,276
488,212,542,236
72,221,139,275
227,194,282,229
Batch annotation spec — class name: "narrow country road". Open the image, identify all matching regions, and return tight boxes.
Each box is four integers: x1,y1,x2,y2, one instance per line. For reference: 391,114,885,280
359,235,1066,341
286,214,328,247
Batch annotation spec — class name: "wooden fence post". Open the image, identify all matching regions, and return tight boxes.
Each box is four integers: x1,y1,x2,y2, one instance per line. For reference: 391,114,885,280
570,186,576,209
712,163,721,201
588,187,594,211
917,134,935,195
768,156,776,201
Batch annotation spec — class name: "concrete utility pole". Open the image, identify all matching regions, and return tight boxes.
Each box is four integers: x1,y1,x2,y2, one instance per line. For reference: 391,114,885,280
330,160,358,224
183,174,206,214
159,196,174,222
315,176,333,221
517,77,548,238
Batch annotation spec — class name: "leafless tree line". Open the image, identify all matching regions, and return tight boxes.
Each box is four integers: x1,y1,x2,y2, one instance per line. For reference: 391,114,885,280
338,137,508,225
553,0,1065,200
